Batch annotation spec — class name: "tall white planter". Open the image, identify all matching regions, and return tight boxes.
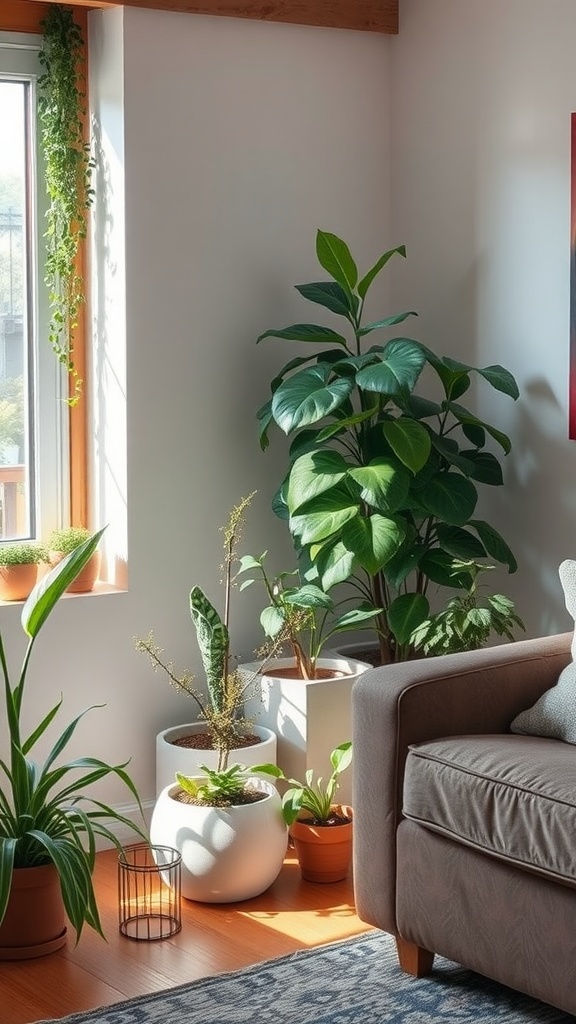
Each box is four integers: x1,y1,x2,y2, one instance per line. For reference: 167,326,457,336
243,656,371,806
150,777,288,903
155,724,277,797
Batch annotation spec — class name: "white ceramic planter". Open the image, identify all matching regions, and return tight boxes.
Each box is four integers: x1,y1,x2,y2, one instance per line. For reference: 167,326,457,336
155,723,277,797
243,656,371,806
150,777,288,902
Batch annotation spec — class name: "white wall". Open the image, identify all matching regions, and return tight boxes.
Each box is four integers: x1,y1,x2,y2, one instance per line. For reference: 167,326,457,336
389,0,576,637
0,9,392,817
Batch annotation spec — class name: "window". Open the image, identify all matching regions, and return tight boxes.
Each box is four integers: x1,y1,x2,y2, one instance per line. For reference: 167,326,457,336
0,28,76,542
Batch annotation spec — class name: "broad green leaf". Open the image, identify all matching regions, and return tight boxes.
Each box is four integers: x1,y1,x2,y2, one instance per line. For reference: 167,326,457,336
462,421,486,447
341,514,405,575
382,418,431,474
435,525,487,560
446,402,512,454
429,434,475,474
387,593,429,645
330,741,353,774
382,533,422,589
477,365,519,400
356,338,426,395
404,394,442,419
317,404,378,442
272,365,354,434
261,606,285,637
328,604,380,634
357,311,418,336
285,584,333,610
287,450,349,512
348,458,410,512
257,398,273,451
419,550,472,588
295,281,357,319
314,541,355,590
418,473,478,526
460,450,503,486
316,231,358,291
22,527,106,639
469,520,517,573
357,244,406,300
257,323,349,346
290,488,360,545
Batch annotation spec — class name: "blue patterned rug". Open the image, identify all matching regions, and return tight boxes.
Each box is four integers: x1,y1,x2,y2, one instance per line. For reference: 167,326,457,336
35,931,575,1023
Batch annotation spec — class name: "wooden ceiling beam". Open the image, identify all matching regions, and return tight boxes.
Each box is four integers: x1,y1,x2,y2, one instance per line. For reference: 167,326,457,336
23,0,398,34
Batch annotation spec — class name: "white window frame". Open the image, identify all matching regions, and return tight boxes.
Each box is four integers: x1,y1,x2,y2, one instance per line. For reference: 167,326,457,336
0,31,68,542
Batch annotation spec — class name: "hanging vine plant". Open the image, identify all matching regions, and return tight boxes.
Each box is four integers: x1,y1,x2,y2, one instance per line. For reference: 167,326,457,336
38,5,94,404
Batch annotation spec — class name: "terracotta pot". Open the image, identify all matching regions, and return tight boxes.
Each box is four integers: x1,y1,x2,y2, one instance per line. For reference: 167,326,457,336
49,549,101,593
290,804,353,883
0,562,38,601
0,863,67,960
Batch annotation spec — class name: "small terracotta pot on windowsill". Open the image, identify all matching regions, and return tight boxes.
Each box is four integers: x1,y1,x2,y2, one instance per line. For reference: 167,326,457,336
48,550,101,593
0,563,39,602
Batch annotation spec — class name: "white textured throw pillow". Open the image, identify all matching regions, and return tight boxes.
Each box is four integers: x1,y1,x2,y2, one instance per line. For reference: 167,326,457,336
510,559,576,742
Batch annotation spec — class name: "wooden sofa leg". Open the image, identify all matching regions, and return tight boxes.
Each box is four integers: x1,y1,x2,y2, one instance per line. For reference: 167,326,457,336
395,936,435,976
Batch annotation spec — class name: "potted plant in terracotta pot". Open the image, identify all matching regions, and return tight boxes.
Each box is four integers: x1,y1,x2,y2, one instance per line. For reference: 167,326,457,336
256,229,521,666
135,494,281,796
255,741,353,883
0,542,47,602
150,761,288,903
0,528,146,960
237,550,377,805
47,526,101,593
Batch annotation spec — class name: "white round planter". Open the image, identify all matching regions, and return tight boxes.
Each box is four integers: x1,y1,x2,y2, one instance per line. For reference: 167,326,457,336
243,656,371,807
150,777,288,903
155,724,277,797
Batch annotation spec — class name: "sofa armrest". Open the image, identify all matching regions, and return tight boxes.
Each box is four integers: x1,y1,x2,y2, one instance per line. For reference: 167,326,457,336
351,632,572,935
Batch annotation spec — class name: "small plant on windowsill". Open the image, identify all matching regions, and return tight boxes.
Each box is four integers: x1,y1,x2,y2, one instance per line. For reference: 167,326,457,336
38,5,94,404
0,543,48,602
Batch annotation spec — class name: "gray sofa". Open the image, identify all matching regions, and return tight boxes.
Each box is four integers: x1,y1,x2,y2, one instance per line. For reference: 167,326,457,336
352,632,576,1016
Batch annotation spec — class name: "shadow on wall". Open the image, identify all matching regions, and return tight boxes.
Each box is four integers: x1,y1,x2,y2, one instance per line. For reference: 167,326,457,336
502,377,576,637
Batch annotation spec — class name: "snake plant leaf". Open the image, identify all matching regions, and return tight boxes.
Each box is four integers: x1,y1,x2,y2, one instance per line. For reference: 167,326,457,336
387,593,430,646
290,487,360,545
417,472,478,527
341,514,405,576
469,520,517,573
348,458,411,513
316,230,358,291
356,338,426,395
435,525,487,560
257,323,349,346
357,244,406,300
272,365,355,434
460,450,503,486
357,310,418,337
287,450,349,512
189,586,228,712
381,418,431,474
295,281,358,319
22,527,106,639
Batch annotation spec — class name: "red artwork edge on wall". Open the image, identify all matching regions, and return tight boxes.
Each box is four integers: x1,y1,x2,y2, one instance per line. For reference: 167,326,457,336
570,113,576,438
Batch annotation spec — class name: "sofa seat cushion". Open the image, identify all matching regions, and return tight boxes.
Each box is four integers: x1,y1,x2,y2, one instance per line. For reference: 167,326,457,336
403,734,576,887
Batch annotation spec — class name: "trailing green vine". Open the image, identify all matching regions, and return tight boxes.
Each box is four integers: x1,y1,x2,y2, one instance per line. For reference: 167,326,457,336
38,5,94,404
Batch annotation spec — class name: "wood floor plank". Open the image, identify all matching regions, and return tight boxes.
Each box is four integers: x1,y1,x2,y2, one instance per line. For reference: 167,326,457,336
0,848,372,1024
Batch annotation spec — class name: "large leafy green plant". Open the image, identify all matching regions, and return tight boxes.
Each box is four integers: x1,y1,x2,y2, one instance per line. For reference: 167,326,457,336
257,231,520,664
0,529,146,941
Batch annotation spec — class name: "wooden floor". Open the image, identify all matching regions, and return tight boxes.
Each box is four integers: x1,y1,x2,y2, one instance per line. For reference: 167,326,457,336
0,847,373,1024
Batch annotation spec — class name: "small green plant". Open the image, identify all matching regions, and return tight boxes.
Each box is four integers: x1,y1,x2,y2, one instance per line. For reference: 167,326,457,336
175,764,265,808
38,5,94,403
237,552,379,680
255,741,353,825
410,561,525,655
257,230,520,664
48,525,91,555
0,542,47,566
0,528,146,941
